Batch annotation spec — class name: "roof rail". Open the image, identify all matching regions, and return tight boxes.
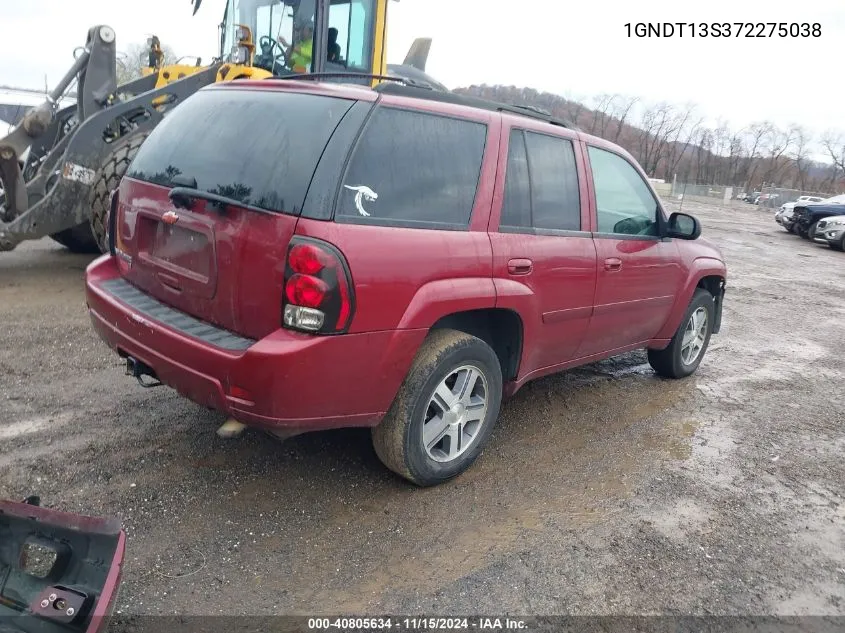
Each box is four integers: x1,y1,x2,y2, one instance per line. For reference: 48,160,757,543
270,72,435,90
373,83,578,130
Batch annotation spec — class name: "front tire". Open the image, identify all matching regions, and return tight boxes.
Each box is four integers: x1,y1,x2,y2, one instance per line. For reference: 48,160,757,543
371,329,503,487
648,288,715,379
805,222,818,241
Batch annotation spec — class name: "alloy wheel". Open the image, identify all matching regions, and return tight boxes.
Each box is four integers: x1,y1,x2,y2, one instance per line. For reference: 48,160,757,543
680,307,709,365
422,365,489,463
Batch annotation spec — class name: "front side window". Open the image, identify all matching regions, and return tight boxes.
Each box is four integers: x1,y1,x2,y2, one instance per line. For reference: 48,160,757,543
588,146,660,236
337,107,487,227
500,129,581,232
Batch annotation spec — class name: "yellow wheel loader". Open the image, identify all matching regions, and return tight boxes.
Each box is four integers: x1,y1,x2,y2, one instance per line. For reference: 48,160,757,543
0,0,437,254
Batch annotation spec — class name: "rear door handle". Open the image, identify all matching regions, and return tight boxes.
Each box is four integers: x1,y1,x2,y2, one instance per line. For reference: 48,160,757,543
507,258,533,275
604,257,622,272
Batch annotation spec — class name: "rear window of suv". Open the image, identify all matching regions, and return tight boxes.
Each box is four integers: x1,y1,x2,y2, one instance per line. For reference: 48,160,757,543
126,88,355,215
336,106,487,228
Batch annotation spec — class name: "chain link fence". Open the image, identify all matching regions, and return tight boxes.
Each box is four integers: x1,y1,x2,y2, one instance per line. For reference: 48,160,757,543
654,182,835,209
756,186,831,209
658,182,736,206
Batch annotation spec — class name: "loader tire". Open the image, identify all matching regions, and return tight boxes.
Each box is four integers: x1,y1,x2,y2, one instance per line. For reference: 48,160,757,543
89,132,151,254
49,223,100,254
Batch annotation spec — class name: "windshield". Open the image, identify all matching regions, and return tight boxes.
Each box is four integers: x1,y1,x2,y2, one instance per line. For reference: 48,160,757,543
220,0,376,75
222,0,317,72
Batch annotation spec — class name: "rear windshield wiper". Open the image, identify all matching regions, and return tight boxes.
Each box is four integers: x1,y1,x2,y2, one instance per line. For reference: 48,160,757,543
168,187,275,216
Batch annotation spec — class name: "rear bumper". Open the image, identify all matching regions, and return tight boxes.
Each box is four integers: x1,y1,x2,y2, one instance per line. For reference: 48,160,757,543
85,256,426,432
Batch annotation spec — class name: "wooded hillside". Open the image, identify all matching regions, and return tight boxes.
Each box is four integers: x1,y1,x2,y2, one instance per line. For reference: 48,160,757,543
455,84,844,194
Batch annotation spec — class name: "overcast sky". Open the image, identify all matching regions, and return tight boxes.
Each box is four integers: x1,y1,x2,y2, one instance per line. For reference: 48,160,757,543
3,0,844,156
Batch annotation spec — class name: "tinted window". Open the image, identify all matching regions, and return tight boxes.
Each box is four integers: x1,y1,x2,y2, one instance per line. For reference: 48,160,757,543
500,130,581,231
337,107,487,227
525,131,581,231
588,146,659,236
500,130,531,228
127,89,354,214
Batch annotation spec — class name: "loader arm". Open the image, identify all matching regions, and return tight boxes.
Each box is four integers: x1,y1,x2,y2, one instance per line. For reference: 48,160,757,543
0,25,119,244
0,65,222,251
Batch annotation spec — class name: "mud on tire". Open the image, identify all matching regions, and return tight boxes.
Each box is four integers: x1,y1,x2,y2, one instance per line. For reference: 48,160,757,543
89,132,151,253
648,288,715,379
371,328,503,487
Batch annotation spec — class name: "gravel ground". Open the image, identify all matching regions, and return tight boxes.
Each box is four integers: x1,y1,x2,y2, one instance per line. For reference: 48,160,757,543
1,200,843,620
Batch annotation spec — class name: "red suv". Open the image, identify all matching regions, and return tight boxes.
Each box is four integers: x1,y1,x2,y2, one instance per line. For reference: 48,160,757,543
85,80,727,486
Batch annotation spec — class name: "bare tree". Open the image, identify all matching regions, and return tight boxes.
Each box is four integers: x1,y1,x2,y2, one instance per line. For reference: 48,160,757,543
117,41,178,85
760,125,795,185
742,123,772,190
612,96,639,143
662,105,700,182
588,94,617,137
789,126,811,190
821,131,845,182
636,102,676,176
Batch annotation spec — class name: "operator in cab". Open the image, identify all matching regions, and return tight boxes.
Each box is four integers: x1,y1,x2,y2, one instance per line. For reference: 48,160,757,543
278,18,314,73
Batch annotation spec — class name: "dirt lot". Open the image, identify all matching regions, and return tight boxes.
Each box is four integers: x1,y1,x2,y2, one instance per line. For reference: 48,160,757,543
1,200,843,620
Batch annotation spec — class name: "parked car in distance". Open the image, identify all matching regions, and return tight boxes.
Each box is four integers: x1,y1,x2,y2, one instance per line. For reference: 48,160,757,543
756,193,781,207
777,196,828,232
743,191,761,203
778,195,825,215
812,215,845,251
85,80,727,486
776,206,798,232
792,194,845,239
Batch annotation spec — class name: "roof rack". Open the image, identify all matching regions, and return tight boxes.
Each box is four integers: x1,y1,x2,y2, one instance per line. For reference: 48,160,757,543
373,83,578,130
265,74,578,130
270,72,435,90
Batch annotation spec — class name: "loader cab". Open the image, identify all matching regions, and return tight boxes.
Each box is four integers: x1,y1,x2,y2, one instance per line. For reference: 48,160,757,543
220,0,388,81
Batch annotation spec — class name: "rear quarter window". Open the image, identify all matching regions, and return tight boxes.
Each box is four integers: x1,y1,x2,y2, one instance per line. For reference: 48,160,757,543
336,106,487,228
126,88,355,215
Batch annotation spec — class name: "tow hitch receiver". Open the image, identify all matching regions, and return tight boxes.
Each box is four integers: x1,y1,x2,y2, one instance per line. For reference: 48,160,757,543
124,356,162,388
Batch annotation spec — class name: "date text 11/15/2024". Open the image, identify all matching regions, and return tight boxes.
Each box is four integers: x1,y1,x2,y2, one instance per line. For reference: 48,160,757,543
625,22,821,38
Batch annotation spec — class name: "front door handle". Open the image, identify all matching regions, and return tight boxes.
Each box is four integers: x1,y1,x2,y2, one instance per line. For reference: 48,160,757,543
508,258,533,275
604,257,622,272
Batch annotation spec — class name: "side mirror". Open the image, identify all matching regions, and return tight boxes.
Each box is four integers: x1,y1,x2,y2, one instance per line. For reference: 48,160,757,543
666,212,701,240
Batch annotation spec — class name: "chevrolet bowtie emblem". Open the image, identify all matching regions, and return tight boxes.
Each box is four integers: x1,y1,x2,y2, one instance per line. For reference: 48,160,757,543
162,210,179,225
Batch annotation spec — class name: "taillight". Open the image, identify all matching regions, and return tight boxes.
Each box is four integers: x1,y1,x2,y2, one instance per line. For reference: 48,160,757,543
282,237,355,334
107,189,119,256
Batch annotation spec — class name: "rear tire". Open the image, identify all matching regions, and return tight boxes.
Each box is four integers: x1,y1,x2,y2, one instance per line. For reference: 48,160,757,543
89,132,151,253
371,329,503,487
648,288,715,379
